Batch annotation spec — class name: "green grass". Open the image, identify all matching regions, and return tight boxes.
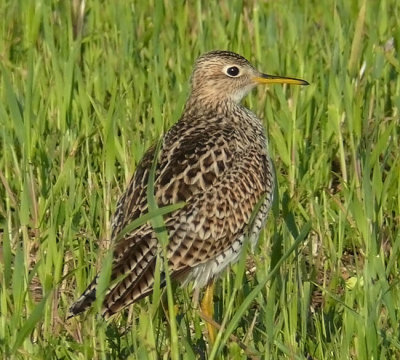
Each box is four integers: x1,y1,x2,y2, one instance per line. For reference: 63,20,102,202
1,0,399,358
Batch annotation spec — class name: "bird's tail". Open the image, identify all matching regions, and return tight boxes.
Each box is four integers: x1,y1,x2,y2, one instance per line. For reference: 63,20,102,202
67,276,98,319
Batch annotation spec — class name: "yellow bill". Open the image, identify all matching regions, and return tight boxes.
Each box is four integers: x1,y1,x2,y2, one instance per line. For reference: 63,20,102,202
254,73,309,86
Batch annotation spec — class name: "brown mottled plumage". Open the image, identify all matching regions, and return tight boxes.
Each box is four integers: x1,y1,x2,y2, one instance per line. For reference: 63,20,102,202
68,50,308,319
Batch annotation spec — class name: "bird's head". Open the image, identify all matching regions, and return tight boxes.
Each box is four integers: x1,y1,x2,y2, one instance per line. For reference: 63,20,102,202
189,50,308,105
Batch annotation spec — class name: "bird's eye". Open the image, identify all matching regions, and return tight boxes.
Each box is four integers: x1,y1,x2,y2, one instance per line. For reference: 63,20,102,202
226,66,240,77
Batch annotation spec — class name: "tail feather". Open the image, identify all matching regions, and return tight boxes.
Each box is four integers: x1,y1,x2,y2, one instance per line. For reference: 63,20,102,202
101,257,157,319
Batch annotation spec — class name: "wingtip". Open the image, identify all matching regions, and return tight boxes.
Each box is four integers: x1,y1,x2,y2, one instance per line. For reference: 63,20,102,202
67,302,83,320
68,287,97,319
66,311,75,320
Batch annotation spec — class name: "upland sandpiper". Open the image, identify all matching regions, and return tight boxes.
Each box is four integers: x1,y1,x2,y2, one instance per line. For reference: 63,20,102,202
68,50,308,340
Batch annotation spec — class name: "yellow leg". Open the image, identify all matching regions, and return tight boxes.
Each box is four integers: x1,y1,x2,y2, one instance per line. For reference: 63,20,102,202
201,282,216,344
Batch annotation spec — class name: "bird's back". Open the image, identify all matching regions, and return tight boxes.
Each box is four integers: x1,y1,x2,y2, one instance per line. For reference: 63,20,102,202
69,103,274,319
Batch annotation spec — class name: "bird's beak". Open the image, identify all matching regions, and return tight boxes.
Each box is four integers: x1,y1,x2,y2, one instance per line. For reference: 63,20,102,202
254,73,309,86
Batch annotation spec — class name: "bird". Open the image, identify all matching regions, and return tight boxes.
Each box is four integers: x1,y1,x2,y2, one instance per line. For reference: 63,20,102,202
68,50,308,339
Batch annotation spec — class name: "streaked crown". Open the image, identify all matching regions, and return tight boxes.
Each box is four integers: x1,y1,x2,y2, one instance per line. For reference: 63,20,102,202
187,50,308,107
189,50,260,104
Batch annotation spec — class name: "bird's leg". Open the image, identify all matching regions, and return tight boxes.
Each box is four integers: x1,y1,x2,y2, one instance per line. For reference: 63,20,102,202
200,281,216,344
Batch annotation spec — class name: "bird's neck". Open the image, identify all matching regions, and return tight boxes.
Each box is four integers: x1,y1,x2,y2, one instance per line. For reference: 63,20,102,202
183,94,239,117
181,94,266,144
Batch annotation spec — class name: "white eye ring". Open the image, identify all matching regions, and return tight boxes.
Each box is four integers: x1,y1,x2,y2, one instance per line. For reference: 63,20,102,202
224,65,241,77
